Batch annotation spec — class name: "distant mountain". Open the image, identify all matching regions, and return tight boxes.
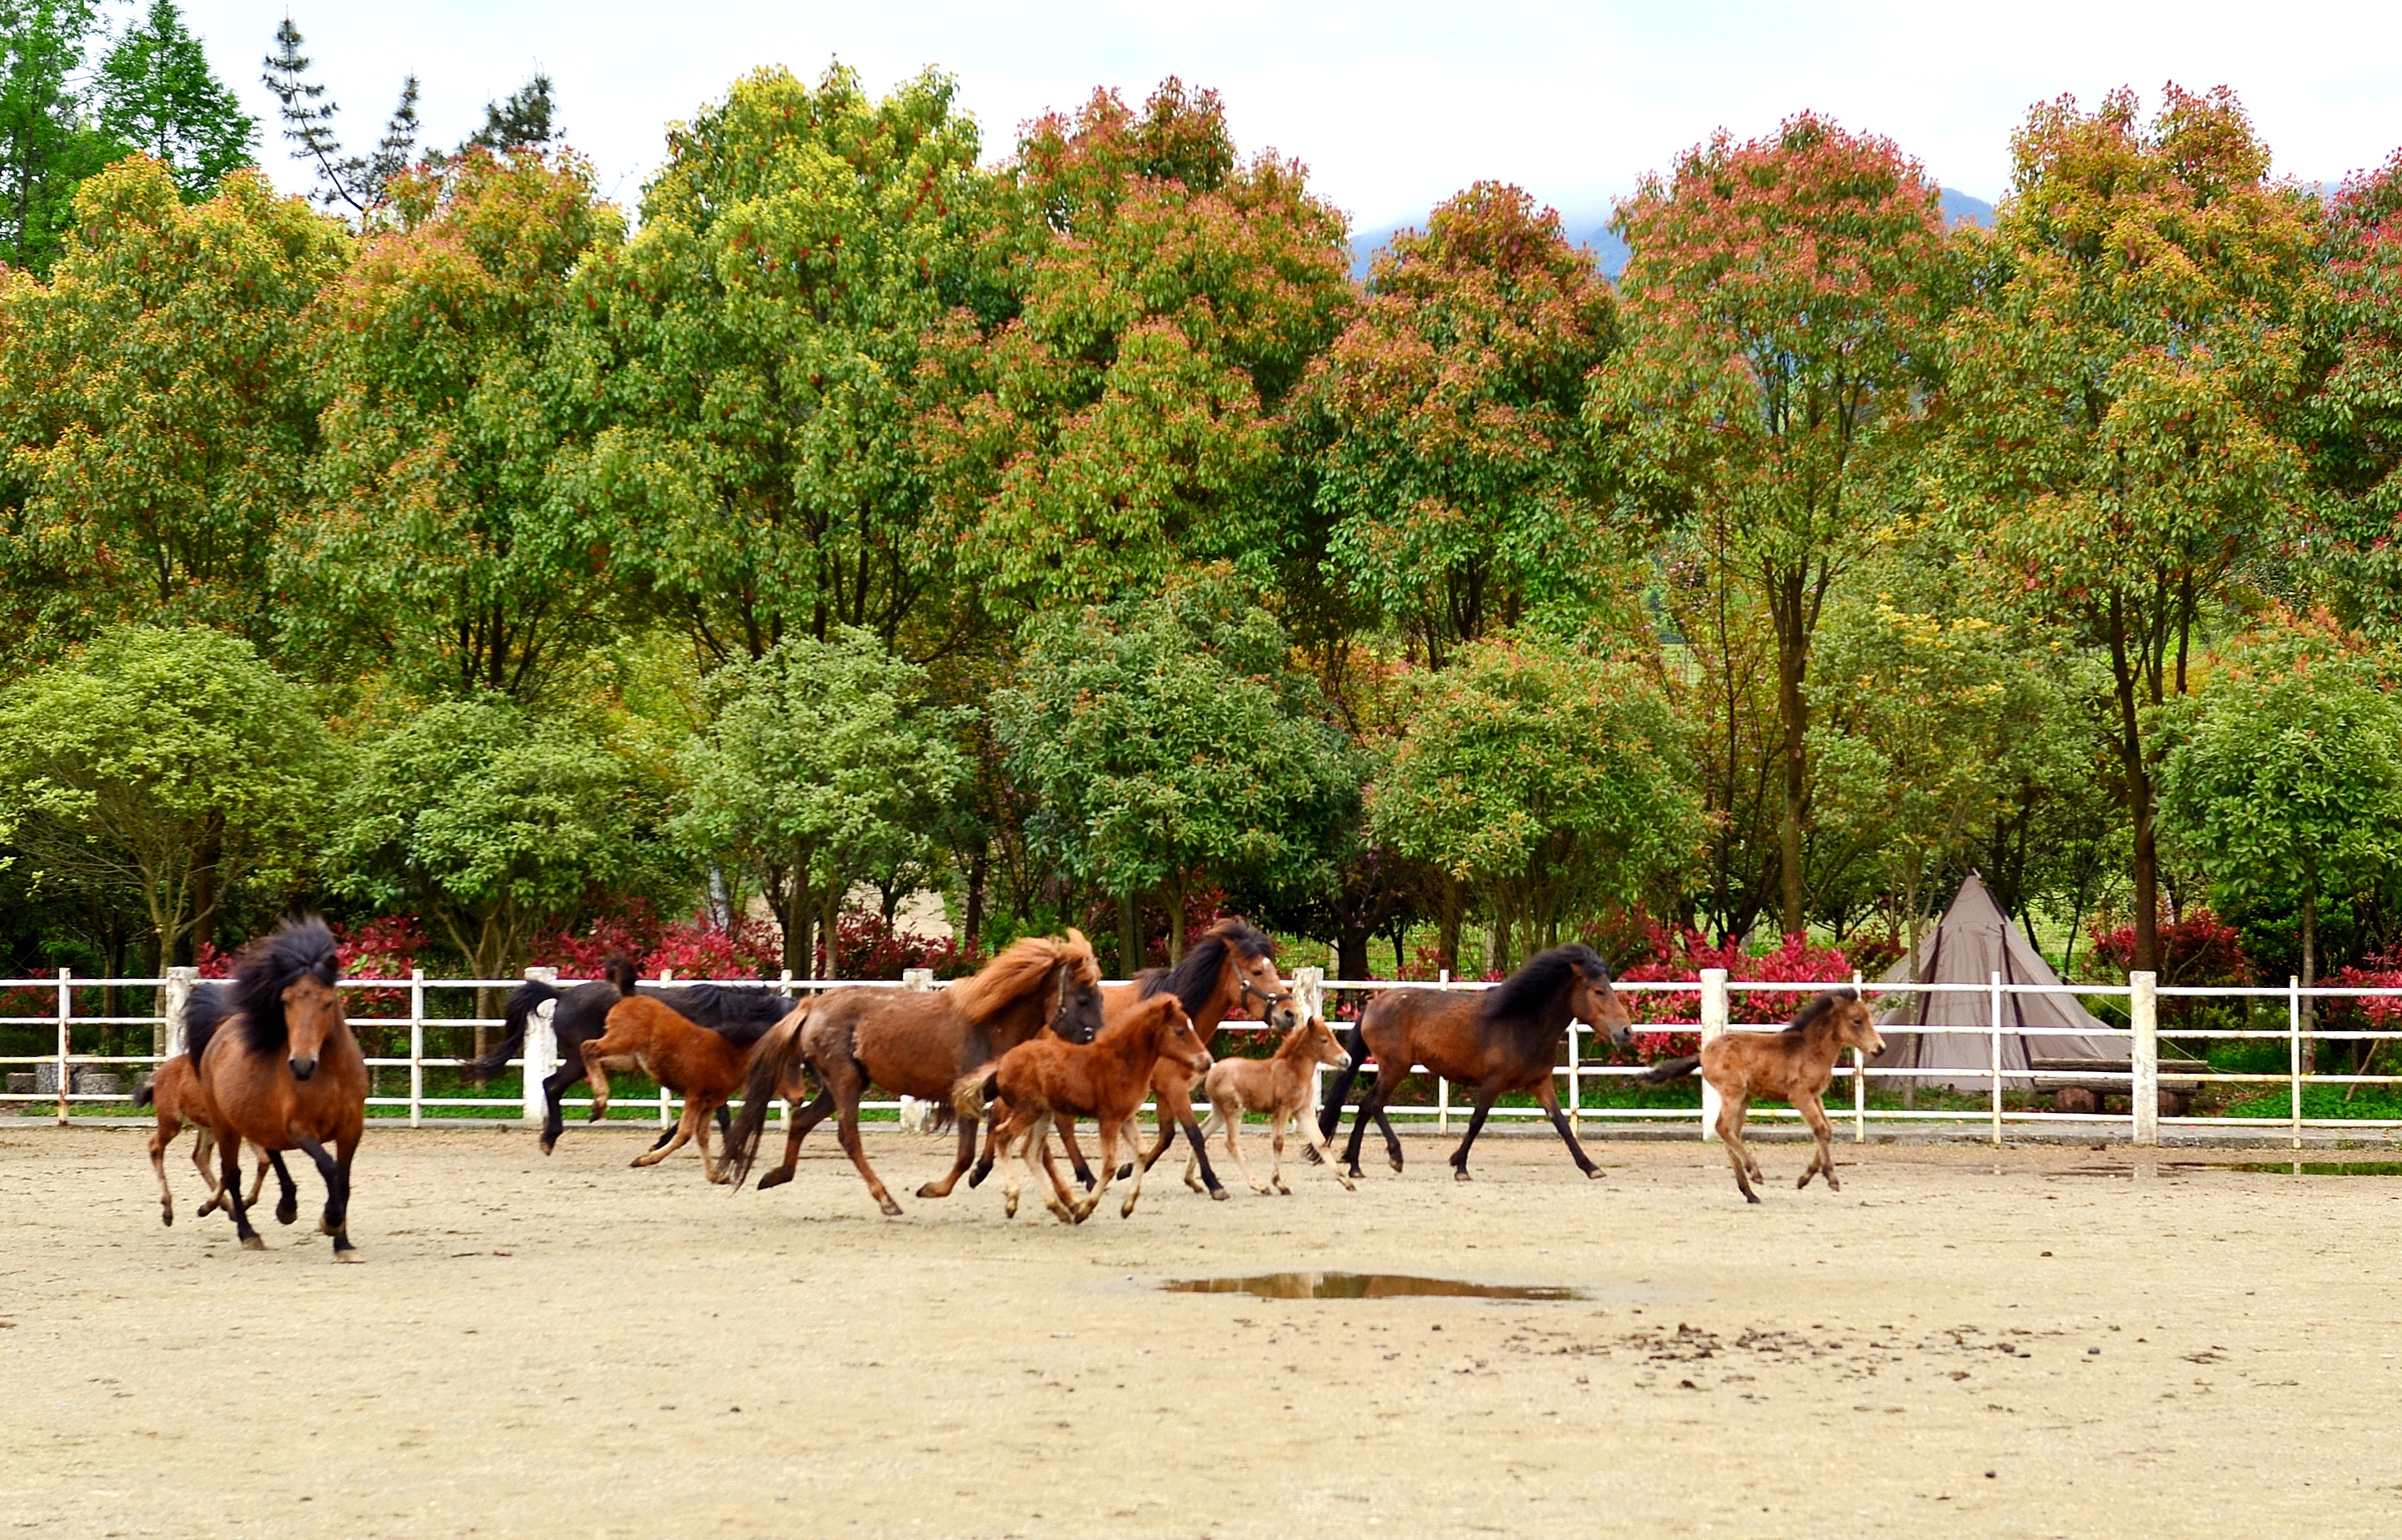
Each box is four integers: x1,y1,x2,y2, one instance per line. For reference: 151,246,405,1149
1350,185,1995,285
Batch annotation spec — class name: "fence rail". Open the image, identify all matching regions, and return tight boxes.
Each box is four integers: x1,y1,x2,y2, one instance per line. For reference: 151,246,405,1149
6,966,2400,1148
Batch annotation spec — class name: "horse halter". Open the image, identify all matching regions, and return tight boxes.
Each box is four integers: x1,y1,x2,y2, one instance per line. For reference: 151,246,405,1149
1238,974,1294,1018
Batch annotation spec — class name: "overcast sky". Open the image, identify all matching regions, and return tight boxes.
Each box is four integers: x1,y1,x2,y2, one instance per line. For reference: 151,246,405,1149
175,1,2402,230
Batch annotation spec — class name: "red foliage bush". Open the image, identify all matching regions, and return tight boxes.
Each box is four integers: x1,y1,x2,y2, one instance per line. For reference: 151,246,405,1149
827,911,979,981
1611,927,1862,1063
533,899,782,981
2088,908,2254,987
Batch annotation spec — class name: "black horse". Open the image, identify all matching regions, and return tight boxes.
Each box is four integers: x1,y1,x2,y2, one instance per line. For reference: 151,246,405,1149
1316,946,1634,1182
466,957,791,1152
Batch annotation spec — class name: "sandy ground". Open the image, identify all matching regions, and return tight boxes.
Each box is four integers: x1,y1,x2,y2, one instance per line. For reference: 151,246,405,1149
2,1123,2398,1539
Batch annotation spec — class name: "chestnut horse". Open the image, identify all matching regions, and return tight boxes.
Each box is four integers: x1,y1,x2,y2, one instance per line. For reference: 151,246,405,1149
581,994,809,1183
1642,987,1884,1203
954,994,1213,1224
189,918,367,1260
956,918,1299,1201
1189,1012,1355,1197
132,1054,278,1226
467,957,788,1154
1319,945,1632,1183
725,932,1105,1215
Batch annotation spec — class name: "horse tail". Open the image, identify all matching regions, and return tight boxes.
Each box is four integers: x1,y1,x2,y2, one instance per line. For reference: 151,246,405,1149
465,979,559,1083
1641,1054,1701,1084
724,1002,809,1187
951,1071,999,1127
132,1075,156,1110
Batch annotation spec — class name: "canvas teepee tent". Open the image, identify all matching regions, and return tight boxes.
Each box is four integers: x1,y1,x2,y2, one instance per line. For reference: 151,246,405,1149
1871,872,2127,1091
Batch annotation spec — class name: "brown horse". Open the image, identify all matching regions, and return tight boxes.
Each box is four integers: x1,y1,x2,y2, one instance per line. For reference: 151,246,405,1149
132,1055,278,1227
1189,1012,1355,1197
189,917,367,1260
1642,987,1884,1203
960,917,1299,1201
725,931,1105,1215
582,994,809,1184
954,994,1213,1224
1319,945,1632,1183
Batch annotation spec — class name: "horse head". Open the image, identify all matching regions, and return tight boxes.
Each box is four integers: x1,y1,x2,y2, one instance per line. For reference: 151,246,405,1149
1298,1013,1351,1072
282,973,347,1082
1570,951,1634,1047
1050,928,1105,1044
1827,991,1884,1058
1150,998,1214,1079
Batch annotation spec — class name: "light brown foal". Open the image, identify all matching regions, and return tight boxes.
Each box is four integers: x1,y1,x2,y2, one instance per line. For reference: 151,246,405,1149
1188,1014,1355,1197
134,1054,274,1227
1644,987,1884,1203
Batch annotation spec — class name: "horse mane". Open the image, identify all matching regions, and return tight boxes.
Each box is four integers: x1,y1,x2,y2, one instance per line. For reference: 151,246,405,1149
1782,986,1862,1036
1480,945,1608,1024
949,928,1098,1025
222,916,342,1056
1140,917,1273,1018
663,982,790,1042
604,956,640,995
181,981,236,1067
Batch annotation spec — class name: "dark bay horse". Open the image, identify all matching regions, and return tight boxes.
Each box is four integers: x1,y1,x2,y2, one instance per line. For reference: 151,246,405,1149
725,932,1105,1215
467,957,789,1153
955,994,1213,1224
188,918,368,1260
1643,987,1883,1203
1319,945,1632,1183
966,918,1299,1201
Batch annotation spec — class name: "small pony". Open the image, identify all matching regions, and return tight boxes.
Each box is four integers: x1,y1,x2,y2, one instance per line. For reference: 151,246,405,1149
1643,987,1884,1203
582,993,803,1184
1188,1014,1355,1197
956,994,1212,1225
132,1055,277,1227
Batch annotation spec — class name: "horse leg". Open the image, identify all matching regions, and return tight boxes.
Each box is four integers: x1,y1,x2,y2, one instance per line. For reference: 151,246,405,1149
1298,1099,1356,1192
830,1079,903,1217
149,1121,179,1225
1532,1078,1603,1179
1221,1105,1268,1196
244,1146,270,1210
695,1099,734,1184
1448,1089,1500,1182
1796,1095,1839,1192
1715,1095,1758,1204
1267,1109,1291,1195
539,1059,583,1154
1317,1043,1364,1145
266,1150,299,1225
217,1130,264,1250
1072,1121,1119,1225
1051,1115,1099,1190
291,1131,356,1258
1339,1068,1400,1179
757,1086,834,1190
1116,1116,1153,1220
915,1096,987,1200
634,1100,700,1168
579,1042,613,1123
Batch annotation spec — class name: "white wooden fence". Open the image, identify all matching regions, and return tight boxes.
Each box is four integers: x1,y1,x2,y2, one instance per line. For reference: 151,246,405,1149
6,965,2400,1149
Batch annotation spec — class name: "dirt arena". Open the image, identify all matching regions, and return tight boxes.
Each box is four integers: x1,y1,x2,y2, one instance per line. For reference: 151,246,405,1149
2,1123,2397,1538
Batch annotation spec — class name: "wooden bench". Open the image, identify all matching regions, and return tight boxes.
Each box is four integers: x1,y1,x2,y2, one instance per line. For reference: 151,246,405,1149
2028,1056,2209,1116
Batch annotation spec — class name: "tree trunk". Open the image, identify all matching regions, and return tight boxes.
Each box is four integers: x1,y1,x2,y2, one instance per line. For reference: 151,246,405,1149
964,845,988,955
2107,600,2161,973
1773,584,1810,938
2300,883,2318,1074
1118,892,1141,978
1338,924,1370,982
821,887,842,980
1437,879,1463,974
779,875,812,981
1165,884,1186,966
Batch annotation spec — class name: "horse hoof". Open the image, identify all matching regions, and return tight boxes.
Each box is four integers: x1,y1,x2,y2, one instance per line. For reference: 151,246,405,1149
756,1169,792,1191
241,1234,266,1251
1347,1165,1366,1180
276,1202,298,1226
1388,1159,1404,1175
1116,1164,1134,1182
1208,1185,1229,1203
1120,1201,1138,1219
1452,1168,1472,1183
335,1248,365,1264
1184,1177,1205,1193
877,1199,904,1217
968,1164,990,1189
913,1183,941,1199
161,1209,173,1227
1586,1167,1606,1180
1336,1178,1357,1193
1302,1146,1323,1166
1743,1192,1762,1205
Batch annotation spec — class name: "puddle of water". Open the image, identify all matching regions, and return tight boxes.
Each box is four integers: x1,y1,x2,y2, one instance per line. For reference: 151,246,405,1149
2050,1160,2402,1178
1161,1271,1583,1301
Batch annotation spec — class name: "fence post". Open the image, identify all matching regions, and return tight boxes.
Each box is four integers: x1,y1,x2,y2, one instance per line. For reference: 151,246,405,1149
162,966,197,1059
1700,968,1729,1142
1852,969,1866,1144
896,969,937,1131
408,968,425,1129
1989,970,2004,1148
1294,966,1327,1124
1566,1018,1581,1132
523,966,559,1128
656,968,675,1128
2287,975,2302,1152
778,969,794,1130
55,967,71,1126
2130,970,2159,1148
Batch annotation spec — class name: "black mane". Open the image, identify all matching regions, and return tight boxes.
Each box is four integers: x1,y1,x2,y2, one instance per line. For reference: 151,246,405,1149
650,981,790,1044
1782,986,1861,1035
1480,945,1609,1024
1138,918,1274,1018
192,916,341,1059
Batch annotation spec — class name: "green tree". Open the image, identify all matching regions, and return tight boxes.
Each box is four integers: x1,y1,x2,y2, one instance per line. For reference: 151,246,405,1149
1,0,117,271
283,148,624,703
1936,86,2316,971
1365,637,1699,972
258,16,424,217
994,581,1352,970
327,693,681,988
921,77,1355,612
2299,148,2402,636
91,1,254,200
579,63,986,664
0,156,347,661
1599,112,1956,938
1315,182,1620,668
2158,621,2402,1044
673,628,968,975
0,624,334,967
